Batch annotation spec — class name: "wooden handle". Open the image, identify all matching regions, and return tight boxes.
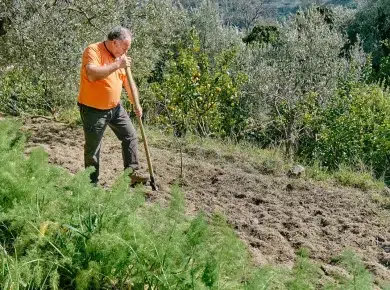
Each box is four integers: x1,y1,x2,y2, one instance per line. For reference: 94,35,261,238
124,67,141,111
125,66,157,190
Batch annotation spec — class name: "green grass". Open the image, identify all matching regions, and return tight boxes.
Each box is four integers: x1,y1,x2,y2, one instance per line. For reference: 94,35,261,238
143,124,385,192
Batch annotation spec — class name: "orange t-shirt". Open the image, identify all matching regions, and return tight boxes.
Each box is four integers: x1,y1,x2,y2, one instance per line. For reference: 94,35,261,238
77,42,127,110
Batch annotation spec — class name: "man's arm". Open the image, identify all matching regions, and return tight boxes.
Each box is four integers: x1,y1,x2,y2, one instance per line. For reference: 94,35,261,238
85,55,128,82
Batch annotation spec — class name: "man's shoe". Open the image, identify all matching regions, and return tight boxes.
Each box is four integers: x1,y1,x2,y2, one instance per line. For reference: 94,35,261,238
130,171,149,185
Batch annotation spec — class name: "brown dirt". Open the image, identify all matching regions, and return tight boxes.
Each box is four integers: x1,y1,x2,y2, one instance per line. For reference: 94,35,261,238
23,117,390,284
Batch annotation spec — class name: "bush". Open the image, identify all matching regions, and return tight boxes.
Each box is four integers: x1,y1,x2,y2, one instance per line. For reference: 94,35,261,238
148,30,248,138
0,67,68,116
299,83,390,180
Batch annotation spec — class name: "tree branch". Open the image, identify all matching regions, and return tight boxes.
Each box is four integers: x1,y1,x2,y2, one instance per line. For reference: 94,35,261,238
65,6,103,33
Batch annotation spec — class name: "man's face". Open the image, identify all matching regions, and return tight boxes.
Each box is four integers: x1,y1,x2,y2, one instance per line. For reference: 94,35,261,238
112,38,131,57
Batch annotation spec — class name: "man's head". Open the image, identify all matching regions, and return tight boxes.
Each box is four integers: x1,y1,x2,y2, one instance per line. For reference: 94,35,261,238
106,26,132,57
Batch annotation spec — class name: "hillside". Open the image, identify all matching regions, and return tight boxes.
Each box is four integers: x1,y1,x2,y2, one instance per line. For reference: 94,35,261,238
23,117,390,286
267,0,356,17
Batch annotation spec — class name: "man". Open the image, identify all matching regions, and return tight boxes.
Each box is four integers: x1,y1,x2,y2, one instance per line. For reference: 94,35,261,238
78,26,148,185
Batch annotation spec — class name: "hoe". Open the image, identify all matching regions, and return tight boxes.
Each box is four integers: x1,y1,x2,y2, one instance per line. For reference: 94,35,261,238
125,66,157,191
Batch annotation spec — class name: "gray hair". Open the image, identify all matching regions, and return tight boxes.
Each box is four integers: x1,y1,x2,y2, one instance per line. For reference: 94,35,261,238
107,26,132,41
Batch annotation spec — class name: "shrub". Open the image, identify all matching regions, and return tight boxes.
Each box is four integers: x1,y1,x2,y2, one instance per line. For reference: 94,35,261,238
0,67,66,116
149,30,248,138
299,83,390,180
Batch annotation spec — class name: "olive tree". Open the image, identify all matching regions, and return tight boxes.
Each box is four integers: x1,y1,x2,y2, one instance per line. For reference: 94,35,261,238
0,0,129,115
0,0,191,116
240,7,364,156
187,0,243,56
347,0,390,82
218,0,275,30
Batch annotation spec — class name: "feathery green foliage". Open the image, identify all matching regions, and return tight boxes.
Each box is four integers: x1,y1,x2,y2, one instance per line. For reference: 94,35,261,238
286,248,322,290
0,119,253,289
325,250,374,290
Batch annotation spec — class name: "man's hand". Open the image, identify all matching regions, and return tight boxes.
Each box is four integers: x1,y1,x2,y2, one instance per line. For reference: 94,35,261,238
116,55,131,69
86,55,131,82
134,106,142,118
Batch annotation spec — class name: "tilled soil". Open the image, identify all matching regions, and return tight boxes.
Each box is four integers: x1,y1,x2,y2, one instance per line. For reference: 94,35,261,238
23,117,390,284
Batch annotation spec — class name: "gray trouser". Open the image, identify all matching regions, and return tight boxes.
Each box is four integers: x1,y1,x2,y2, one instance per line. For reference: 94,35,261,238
79,103,139,183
